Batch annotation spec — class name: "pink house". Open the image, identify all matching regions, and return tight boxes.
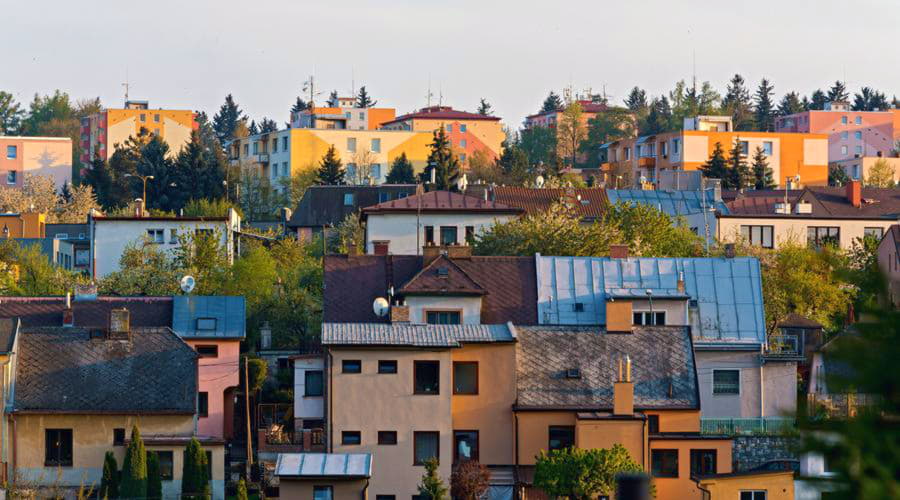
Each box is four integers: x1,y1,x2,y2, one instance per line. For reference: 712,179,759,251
0,136,72,189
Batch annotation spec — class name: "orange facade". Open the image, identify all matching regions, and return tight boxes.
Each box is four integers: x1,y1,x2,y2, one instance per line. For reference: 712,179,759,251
80,108,196,167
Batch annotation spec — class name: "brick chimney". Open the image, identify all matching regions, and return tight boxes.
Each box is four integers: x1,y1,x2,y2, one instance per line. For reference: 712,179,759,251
609,244,629,259
846,180,862,208
423,245,443,266
446,245,472,260
676,271,685,294
613,356,634,416
390,301,410,323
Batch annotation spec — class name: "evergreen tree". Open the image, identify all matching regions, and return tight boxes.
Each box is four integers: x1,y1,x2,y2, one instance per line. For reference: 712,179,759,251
540,91,563,113
290,96,309,113
212,94,243,145
421,127,460,190
828,164,850,186
722,74,754,130
356,86,376,108
418,457,449,500
809,89,828,110
138,135,180,212
726,138,752,190
147,451,163,500
852,87,889,111
778,92,805,116
316,145,346,185
327,90,339,107
248,120,259,136
174,131,227,206
120,425,148,499
754,78,776,132
100,451,119,499
386,152,416,184
700,142,728,183
751,146,776,189
0,91,23,135
497,142,531,185
640,97,673,135
182,438,211,500
236,478,249,500
827,80,849,102
259,117,278,133
477,98,492,116
624,87,648,112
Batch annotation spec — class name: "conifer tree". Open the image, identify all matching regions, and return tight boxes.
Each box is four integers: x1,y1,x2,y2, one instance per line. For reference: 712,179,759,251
418,457,449,500
624,87,648,112
751,146,776,189
778,92,805,116
327,90,339,107
386,152,416,184
497,142,531,185
248,120,259,136
316,145,346,185
356,86,376,108
540,91,563,113
100,451,119,499
147,451,163,500
290,97,308,113
727,138,752,190
421,127,460,190
477,98,493,116
700,142,728,183
827,80,849,102
120,425,148,499
182,438,211,500
809,89,828,110
236,478,249,500
212,94,243,145
754,78,776,132
723,74,754,130
259,117,278,133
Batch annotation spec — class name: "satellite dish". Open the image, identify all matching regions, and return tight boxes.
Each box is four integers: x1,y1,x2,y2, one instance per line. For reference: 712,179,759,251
373,297,389,317
535,175,545,188
457,173,468,192
180,275,196,294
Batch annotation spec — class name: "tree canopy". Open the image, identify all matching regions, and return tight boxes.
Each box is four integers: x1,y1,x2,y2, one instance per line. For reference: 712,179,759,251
386,152,416,184
533,445,645,499
316,145,346,185
421,126,460,190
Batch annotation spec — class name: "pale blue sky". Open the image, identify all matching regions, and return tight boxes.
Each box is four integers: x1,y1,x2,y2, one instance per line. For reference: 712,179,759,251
3,0,897,129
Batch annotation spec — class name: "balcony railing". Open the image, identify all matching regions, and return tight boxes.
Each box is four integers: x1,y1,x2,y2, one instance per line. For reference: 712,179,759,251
700,417,795,436
807,393,879,419
765,333,803,358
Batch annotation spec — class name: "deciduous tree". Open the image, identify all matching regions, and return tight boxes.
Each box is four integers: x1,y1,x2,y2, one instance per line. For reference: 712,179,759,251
557,101,586,168
864,159,895,187
582,107,635,167
533,444,645,499
450,460,490,500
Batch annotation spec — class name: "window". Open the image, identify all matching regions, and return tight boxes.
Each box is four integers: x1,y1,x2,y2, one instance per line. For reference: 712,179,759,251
446,124,453,132
841,145,848,155
672,139,680,154
460,153,466,163
440,226,458,245
313,486,333,500
460,124,467,133
371,138,381,153
841,116,848,124
465,226,475,244
414,360,440,394
347,137,357,152
282,137,288,150
371,164,381,180
762,141,773,155
855,145,862,154
740,492,767,500
196,345,218,358
459,139,467,148
114,428,125,446
343,193,355,206
739,141,749,155
198,392,208,417
346,163,356,180
378,360,398,374
196,318,217,330
633,311,665,326
169,228,178,243
152,450,174,480
6,145,16,159
6,171,16,184
147,229,164,243
651,449,679,478
647,414,660,434
854,131,862,140
740,225,774,248
453,362,478,394
454,430,479,462
713,369,740,395
808,226,840,248
243,144,249,156
624,147,631,160
852,164,861,180
378,431,397,445
378,192,391,203
140,113,146,122
272,139,278,153
691,449,717,476
45,429,73,466
426,311,460,325
414,431,440,465
855,116,862,125
375,496,396,500
549,426,575,451
305,370,324,396
841,131,848,140
342,431,361,445
424,226,435,245
342,360,361,374
864,227,884,239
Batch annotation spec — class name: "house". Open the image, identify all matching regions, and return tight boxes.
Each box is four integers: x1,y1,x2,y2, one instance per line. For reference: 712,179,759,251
466,185,609,223
88,208,241,278
696,470,795,499
775,314,825,390
360,190,523,255
0,212,45,238
718,181,900,250
832,155,900,184
0,136,72,189
0,313,225,498
274,452,372,498
606,188,729,243
290,98,396,130
286,184,417,241
877,224,900,307
46,223,90,272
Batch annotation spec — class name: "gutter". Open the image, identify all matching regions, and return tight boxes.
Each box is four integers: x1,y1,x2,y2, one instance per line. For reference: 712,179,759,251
327,348,334,453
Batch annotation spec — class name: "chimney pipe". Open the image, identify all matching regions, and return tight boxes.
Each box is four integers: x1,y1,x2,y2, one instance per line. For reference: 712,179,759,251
613,355,635,416
676,272,685,294
846,180,862,208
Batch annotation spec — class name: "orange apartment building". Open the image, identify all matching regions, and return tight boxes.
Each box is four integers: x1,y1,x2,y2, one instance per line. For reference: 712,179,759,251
0,136,72,189
290,95,397,131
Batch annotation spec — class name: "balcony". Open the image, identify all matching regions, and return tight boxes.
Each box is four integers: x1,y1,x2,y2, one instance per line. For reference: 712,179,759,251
763,333,805,361
254,153,270,164
807,393,879,420
637,156,656,168
700,417,795,436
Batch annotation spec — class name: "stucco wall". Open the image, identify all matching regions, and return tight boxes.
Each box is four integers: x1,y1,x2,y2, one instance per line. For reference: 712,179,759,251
187,339,241,438
278,478,368,499
717,215,897,250
293,357,325,421
576,419,645,465
651,437,732,500
406,296,483,325
21,139,72,189
365,212,516,255
515,411,577,465
695,350,763,418
877,228,900,307
698,470,794,500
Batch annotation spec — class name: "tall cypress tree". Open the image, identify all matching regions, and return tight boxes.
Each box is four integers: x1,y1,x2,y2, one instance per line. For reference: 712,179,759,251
751,146,776,189
182,438,211,500
147,451,163,500
212,94,243,145
754,79,776,132
727,138,752,190
100,451,120,499
386,152,416,184
421,127,460,190
700,142,728,183
356,86,377,108
120,426,148,499
316,145,346,185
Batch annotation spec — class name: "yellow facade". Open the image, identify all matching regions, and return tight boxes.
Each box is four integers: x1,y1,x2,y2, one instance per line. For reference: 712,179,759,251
289,128,432,177
82,107,195,167
697,470,795,500
0,213,46,238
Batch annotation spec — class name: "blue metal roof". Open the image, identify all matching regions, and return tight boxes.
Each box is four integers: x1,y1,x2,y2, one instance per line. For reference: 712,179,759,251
172,296,246,339
606,189,730,217
275,453,372,478
535,255,766,344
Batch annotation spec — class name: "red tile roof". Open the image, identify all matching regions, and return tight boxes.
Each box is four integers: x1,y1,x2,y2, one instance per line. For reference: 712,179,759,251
525,100,609,120
725,187,900,218
399,255,485,296
382,106,501,125
0,297,173,328
470,186,608,220
361,190,523,215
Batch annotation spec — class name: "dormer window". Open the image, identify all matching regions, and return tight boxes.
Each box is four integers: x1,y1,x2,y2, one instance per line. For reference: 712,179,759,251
196,318,217,331
565,368,581,379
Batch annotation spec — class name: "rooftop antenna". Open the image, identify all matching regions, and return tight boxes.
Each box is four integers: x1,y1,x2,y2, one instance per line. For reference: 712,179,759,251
438,84,443,107
122,68,131,105
426,75,433,108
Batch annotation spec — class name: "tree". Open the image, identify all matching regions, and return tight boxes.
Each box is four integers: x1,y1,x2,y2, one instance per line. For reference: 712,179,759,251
533,444,645,499
356,86,376,108
174,131,227,206
557,101,586,168
0,173,99,223
327,90,339,107
496,142,532,185
120,425,148,499
519,125,558,168
864,159,895,187
98,238,181,296
751,146,776,189
386,152,416,184
852,87,889,111
809,89,828,110
829,165,850,186
259,117,278,133
137,135,179,212
639,97,673,135
582,107,636,166
316,145,346,185
754,78,776,132
212,94,243,144
827,80,850,102
0,91,23,134
100,451,119,500
0,239,87,296
778,92,806,116
726,138,752,189
235,478,249,500
450,460,490,500
540,91,563,113
148,451,163,500
291,96,309,113
349,148,377,185
477,98,493,116
670,80,721,125
699,142,728,182
417,457,448,500
723,74,754,130
624,86,648,112
421,127,460,190
182,438,211,500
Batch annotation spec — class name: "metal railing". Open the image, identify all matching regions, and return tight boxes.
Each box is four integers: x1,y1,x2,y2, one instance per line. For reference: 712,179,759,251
700,417,795,436
766,333,802,357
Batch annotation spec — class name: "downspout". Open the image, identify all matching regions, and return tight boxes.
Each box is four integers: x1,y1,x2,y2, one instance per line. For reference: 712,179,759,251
327,349,334,453
362,478,369,500
513,411,520,488
759,345,765,418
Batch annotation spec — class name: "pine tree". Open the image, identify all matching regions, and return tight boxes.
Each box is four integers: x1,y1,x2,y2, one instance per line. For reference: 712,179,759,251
827,80,849,102
316,145,346,185
327,90,339,107
778,92,805,116
723,74,754,130
624,87,648,112
120,425,148,499
726,138,752,190
754,78,776,132
147,451,163,500
852,87,889,111
356,86,376,108
100,451,119,499
497,142,531,185
751,146,776,189
236,478,249,500
212,94,243,145
700,142,728,183
809,90,828,110
418,457,449,500
258,117,278,133
421,127,460,190
386,152,416,184
182,438,211,500
290,97,308,113
640,97,673,135
248,120,259,136
477,98,492,116
540,91,563,113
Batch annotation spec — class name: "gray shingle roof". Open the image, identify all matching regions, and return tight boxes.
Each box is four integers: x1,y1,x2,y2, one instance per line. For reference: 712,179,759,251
322,322,516,347
13,327,197,414
172,296,246,339
0,317,17,353
515,325,698,410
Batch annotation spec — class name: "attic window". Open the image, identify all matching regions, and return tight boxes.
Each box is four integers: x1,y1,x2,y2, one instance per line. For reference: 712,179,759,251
565,368,581,379
196,318,217,331
572,302,584,312
437,267,450,278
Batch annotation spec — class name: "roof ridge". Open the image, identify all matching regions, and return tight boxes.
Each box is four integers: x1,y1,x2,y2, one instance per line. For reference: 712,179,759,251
399,254,485,294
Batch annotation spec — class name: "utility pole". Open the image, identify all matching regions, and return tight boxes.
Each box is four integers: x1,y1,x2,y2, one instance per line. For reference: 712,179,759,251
244,356,253,478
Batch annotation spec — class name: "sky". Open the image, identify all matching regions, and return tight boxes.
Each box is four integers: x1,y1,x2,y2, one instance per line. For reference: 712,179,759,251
3,0,898,129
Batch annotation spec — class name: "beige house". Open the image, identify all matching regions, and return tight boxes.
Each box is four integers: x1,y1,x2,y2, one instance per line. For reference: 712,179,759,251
833,156,900,185
878,225,900,307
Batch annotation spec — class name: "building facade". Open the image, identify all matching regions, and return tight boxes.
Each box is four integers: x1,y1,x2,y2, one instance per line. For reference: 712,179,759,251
832,155,900,184
290,99,396,131
0,136,72,189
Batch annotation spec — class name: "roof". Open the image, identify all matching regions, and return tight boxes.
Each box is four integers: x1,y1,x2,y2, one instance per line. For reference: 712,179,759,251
536,256,766,344
322,322,516,347
515,325,699,410
526,101,609,120
0,317,17,353
323,255,538,324
361,190,522,215
607,189,729,217
0,296,173,329
45,224,88,239
287,185,417,228
778,313,823,329
469,186,608,220
275,453,372,479
399,255,485,296
725,186,900,218
382,106,501,125
172,296,246,339
13,326,197,414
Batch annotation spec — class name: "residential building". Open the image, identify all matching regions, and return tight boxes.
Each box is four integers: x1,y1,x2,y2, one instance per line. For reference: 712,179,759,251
774,101,900,162
697,470,795,499
290,99,396,130
524,99,612,130
0,136,73,189
88,208,241,278
46,223,90,272
360,190,523,255
13,238,75,270
275,452,372,498
832,155,900,184
718,181,900,250
381,106,505,167
286,184,417,240
606,188,728,243
79,100,196,169
877,224,900,307
0,212,45,238
601,115,829,187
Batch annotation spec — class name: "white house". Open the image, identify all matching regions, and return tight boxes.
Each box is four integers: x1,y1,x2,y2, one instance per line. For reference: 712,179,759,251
292,355,325,431
88,208,241,278
360,190,522,255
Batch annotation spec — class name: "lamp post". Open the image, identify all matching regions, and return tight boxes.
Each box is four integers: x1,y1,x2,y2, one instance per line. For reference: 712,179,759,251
124,174,154,211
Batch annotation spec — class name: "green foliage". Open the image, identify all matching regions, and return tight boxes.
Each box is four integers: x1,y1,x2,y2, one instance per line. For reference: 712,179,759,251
839,235,883,312
0,239,87,295
356,86,376,108
753,78,776,132
852,87,889,112
327,212,365,255
726,138,752,190
120,426,148,499
541,91,563,113
236,478,249,500
98,238,181,296
669,79,721,125
213,94,244,145
809,89,828,111
100,451,119,499
723,74,755,131
147,451,163,500
557,101,586,168
386,152,416,184
244,356,269,394
778,91,806,116
291,97,309,113
519,125,558,170
638,97,673,135
182,438,211,500
418,457,448,500
829,165,850,186
496,142,533,186
0,90,23,134
864,159,895,187
827,80,849,102
183,198,240,218
316,145,346,185
477,98,493,116
751,146,776,189
624,86,648,112
699,142,728,183
421,127,460,190
581,107,635,167
533,444,645,499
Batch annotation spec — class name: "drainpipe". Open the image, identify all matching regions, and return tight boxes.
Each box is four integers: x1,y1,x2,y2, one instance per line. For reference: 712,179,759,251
759,345,765,418
513,412,520,486
361,478,369,500
327,350,334,453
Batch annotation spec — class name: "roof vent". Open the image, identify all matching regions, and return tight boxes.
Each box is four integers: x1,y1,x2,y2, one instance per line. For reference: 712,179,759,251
437,267,449,278
565,368,581,379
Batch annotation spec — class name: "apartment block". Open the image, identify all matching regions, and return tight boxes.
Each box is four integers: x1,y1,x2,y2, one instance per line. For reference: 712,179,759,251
290,97,396,131
381,106,505,166
0,136,72,189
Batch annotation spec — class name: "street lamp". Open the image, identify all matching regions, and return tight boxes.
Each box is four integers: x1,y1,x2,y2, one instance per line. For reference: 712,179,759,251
124,174,154,211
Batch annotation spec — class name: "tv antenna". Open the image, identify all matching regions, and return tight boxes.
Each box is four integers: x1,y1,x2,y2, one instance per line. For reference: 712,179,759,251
122,69,131,104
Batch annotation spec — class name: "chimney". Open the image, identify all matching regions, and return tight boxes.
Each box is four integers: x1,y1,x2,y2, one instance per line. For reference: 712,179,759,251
676,271,685,294
390,301,410,323
134,199,144,218
609,244,629,259
724,243,736,259
423,245,443,266
108,308,131,340
62,293,74,327
446,245,472,260
846,180,862,208
260,321,272,350
613,356,634,416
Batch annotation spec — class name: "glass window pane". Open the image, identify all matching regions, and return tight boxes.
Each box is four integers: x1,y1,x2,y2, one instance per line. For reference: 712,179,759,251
305,370,324,396
713,370,740,394
314,486,333,500
453,363,477,394
548,426,574,450
454,431,478,462
414,432,439,465
415,361,439,394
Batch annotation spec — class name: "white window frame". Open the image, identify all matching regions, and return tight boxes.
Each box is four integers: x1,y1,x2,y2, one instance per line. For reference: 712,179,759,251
632,310,665,326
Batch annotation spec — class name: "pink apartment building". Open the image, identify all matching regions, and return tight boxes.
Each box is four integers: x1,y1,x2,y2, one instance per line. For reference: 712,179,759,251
0,136,72,189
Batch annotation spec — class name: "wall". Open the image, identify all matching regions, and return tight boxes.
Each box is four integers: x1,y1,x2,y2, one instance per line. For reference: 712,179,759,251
717,214,897,250
365,212,517,255
877,228,900,307
0,137,72,190
698,470,794,500
834,156,900,184
278,478,368,499
293,356,325,421
0,213,45,238
732,435,798,472
645,409,701,433
576,418,645,465
406,296,483,325
330,348,453,498
650,437,732,500
187,339,241,438
515,411,576,465
695,350,763,418
763,361,798,417
103,109,195,159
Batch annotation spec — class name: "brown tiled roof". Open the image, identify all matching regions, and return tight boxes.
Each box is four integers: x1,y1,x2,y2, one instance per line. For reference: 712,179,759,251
726,195,802,215
399,255,485,296
476,186,608,219
287,185,417,228
361,190,523,215
382,106,501,125
726,187,900,218
777,313,823,329
0,297,173,328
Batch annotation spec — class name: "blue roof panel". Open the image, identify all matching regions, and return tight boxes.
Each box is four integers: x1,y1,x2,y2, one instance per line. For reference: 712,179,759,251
606,189,730,217
172,296,246,339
